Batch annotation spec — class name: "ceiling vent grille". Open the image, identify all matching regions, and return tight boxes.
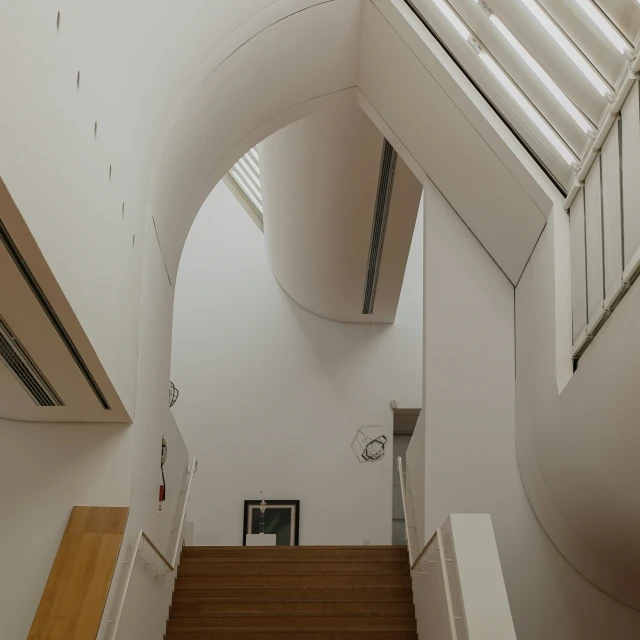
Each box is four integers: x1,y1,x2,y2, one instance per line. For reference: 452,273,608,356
362,139,398,314
0,216,109,409
0,315,64,407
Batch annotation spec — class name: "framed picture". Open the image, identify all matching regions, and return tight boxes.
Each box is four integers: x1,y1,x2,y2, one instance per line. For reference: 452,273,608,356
243,500,300,546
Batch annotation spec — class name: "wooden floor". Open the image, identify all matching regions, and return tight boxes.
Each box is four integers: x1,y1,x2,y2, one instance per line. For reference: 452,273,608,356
166,545,417,640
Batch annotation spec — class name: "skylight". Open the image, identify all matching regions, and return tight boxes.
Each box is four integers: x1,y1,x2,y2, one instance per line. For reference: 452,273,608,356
228,147,263,216
407,0,640,191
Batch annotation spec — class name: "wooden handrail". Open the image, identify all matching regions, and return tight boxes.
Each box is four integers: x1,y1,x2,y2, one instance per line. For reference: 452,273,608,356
397,456,437,572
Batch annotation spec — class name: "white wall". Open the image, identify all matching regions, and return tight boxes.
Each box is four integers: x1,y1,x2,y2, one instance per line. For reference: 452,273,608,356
170,182,423,546
516,204,640,610
99,216,191,640
0,217,191,640
0,0,282,413
0,419,132,640
260,102,422,323
415,179,640,640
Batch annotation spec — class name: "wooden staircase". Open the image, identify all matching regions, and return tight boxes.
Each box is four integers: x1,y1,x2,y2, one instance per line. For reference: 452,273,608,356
166,545,417,639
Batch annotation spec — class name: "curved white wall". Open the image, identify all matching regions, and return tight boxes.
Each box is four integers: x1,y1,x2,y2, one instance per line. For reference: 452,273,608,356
260,103,422,323
516,204,640,610
420,179,640,640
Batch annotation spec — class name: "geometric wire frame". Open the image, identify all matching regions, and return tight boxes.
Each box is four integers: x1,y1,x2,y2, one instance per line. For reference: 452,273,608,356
169,381,179,408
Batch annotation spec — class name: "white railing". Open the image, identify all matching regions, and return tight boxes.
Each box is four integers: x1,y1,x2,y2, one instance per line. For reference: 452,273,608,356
398,456,460,638
107,457,198,639
397,457,517,640
398,455,427,571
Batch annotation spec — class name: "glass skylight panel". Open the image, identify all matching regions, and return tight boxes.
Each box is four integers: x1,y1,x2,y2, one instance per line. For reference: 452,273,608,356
229,148,263,214
518,0,613,98
428,0,580,167
574,0,633,57
485,10,595,135
478,51,578,166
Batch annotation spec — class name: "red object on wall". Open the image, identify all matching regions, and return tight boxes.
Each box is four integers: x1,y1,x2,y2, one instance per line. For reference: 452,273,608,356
159,485,165,501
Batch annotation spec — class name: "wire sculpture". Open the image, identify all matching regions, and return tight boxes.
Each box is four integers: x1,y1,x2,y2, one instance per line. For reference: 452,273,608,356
169,381,179,408
351,426,387,463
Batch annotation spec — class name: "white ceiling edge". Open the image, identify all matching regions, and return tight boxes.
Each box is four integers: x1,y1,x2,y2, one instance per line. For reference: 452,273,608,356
359,0,549,284
371,0,558,213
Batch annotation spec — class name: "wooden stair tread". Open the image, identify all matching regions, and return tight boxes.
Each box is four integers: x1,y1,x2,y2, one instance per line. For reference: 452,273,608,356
165,632,417,640
167,616,416,630
180,557,407,563
175,575,412,588
185,546,409,550
178,562,408,577
171,587,412,602
167,546,416,637
170,602,414,616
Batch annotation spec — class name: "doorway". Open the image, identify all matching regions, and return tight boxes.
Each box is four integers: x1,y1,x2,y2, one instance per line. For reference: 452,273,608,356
392,408,420,545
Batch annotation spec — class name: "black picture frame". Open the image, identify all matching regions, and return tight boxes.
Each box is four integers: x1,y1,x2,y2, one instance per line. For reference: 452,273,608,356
243,500,300,546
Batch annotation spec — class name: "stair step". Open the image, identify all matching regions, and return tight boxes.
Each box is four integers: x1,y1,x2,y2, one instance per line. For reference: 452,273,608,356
170,601,415,616
180,556,408,564
175,575,412,589
184,545,408,552
165,632,418,640
171,587,413,602
178,562,408,577
167,616,416,632
182,547,408,562
168,547,416,640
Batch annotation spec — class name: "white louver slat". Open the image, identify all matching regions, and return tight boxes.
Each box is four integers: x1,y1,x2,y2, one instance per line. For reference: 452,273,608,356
601,117,623,305
570,189,588,346
228,148,263,218
407,0,640,191
584,155,604,327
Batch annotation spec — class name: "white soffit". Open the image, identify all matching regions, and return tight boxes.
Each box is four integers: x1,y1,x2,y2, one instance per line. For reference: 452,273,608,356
360,1,547,283
405,0,640,192
259,103,422,323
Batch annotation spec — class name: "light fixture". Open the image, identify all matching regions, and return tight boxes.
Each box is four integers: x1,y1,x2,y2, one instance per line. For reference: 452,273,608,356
432,0,471,40
574,0,633,57
479,51,578,167
519,0,612,98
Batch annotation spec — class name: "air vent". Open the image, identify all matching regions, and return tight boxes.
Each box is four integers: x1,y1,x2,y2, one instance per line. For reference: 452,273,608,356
0,315,64,406
362,139,398,314
0,216,110,409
